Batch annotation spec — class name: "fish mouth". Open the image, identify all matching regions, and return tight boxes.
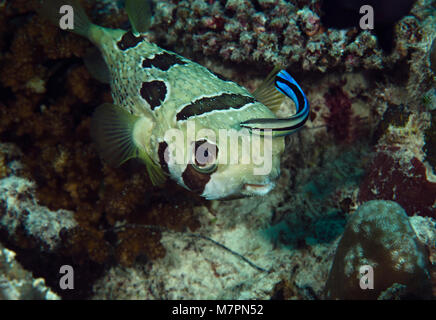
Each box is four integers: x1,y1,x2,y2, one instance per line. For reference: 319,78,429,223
241,182,275,196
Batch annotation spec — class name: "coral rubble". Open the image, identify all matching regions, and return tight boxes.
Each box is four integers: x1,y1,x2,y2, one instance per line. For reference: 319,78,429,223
0,242,59,300
0,174,77,251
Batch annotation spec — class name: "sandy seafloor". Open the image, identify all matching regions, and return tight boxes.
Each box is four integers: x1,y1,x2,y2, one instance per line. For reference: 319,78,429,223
0,0,435,300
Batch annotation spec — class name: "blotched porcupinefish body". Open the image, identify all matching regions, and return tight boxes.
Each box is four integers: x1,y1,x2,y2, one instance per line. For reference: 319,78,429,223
41,0,309,200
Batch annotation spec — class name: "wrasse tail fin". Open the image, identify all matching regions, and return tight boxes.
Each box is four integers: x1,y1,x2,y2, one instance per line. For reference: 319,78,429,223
240,70,310,137
91,103,166,186
39,0,93,38
252,67,285,114
125,0,153,34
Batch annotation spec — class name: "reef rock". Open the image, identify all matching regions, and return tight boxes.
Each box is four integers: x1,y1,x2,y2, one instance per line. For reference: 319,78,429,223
325,200,433,300
0,242,59,300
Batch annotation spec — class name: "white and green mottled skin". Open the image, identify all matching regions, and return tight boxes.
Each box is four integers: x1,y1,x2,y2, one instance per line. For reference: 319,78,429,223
88,25,285,200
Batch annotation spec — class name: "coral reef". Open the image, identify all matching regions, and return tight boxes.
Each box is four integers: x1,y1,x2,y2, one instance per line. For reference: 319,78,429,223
0,143,77,252
149,0,435,76
0,0,205,298
359,104,436,218
325,200,433,300
424,110,436,172
0,174,77,251
0,0,434,300
323,86,356,143
358,146,436,217
92,193,337,299
0,242,59,300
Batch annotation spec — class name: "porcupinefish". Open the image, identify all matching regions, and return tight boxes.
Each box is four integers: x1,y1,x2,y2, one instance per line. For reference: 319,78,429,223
40,0,309,200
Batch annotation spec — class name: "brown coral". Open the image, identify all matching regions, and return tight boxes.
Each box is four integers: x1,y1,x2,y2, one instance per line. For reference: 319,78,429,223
0,0,205,298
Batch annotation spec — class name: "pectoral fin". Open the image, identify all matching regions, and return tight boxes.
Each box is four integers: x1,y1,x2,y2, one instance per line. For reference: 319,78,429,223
252,67,285,114
91,103,166,186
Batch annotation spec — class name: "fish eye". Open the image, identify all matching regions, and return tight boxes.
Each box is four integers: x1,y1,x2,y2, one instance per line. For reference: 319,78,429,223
192,140,218,174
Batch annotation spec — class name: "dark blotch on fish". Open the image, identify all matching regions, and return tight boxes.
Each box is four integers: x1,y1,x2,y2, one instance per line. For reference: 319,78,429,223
142,52,187,71
182,140,218,194
158,141,170,173
140,80,167,110
176,93,256,121
182,164,212,194
320,0,417,53
117,30,144,50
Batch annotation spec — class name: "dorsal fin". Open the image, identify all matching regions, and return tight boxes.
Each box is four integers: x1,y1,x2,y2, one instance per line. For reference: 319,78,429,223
252,67,285,114
91,103,166,186
125,0,153,35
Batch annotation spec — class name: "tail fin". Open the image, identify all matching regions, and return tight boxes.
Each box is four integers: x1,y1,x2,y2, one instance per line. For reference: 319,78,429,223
39,0,93,38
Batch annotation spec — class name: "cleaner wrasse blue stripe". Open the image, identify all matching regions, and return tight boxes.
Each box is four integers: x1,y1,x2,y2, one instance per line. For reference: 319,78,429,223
240,70,310,137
